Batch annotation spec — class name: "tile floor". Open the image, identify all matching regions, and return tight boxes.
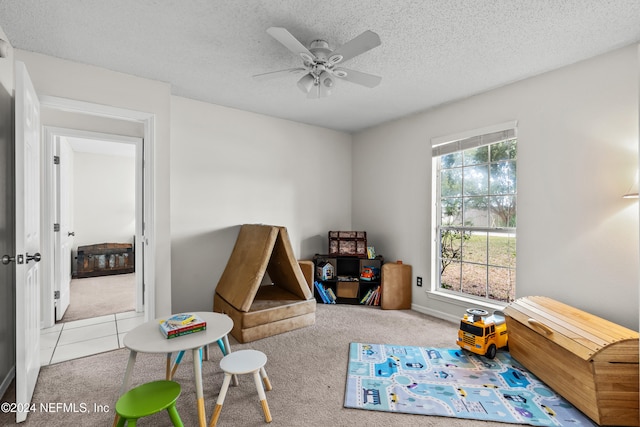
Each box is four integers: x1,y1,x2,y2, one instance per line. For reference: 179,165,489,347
40,311,146,366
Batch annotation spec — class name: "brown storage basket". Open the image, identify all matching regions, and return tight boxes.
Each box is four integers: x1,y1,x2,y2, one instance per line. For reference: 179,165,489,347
336,281,359,298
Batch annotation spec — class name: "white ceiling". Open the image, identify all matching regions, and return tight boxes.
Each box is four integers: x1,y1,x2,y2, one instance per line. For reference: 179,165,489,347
1,1,639,133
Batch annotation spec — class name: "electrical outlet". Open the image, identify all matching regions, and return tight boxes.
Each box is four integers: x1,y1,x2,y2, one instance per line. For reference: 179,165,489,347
417,276,422,287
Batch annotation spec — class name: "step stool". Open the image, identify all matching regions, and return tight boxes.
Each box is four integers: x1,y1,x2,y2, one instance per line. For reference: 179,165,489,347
115,380,183,426
209,349,272,426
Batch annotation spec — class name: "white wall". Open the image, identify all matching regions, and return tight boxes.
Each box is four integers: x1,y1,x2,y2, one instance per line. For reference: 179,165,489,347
16,50,173,317
170,96,352,313
352,44,639,330
72,151,135,250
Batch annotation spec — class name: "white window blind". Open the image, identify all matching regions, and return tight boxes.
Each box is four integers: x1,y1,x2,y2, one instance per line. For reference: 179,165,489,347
431,121,517,157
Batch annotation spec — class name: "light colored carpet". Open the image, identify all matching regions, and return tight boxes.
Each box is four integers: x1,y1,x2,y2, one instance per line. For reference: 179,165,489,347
60,273,135,323
1,304,527,427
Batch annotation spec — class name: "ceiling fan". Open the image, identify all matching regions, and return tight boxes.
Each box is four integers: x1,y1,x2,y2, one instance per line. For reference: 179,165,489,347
254,27,382,98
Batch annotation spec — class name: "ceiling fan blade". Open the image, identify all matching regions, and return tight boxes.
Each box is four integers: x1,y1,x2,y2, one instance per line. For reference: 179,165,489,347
334,68,381,88
266,27,315,60
329,30,381,64
253,67,307,81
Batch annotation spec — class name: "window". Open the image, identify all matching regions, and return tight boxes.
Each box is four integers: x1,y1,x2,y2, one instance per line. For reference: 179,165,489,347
432,123,517,303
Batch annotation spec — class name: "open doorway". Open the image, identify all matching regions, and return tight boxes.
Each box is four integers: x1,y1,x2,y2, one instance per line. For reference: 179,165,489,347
43,128,144,324
61,133,141,323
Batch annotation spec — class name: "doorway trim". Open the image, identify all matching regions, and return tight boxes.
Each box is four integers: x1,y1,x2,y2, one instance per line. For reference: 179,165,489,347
39,95,156,328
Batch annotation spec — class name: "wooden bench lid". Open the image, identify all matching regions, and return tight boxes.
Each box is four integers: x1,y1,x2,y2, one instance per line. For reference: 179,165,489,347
504,296,638,362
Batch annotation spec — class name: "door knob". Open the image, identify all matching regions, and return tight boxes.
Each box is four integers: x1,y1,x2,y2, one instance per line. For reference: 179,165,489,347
26,252,41,263
1,255,14,265
68,231,75,236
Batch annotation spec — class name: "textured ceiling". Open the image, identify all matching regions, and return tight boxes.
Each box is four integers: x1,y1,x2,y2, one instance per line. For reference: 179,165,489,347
1,1,639,133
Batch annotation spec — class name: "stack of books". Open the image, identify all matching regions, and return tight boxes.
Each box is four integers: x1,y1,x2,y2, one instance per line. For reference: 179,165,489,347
359,286,381,306
159,313,207,339
314,281,337,304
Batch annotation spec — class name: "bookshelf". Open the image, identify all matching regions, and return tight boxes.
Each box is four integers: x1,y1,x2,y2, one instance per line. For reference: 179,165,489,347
313,254,384,305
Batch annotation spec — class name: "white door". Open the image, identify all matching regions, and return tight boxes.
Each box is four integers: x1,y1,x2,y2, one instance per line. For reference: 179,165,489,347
15,61,41,423
54,137,73,320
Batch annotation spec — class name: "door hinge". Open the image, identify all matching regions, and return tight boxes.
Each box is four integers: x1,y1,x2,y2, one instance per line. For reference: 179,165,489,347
54,223,60,232
53,155,60,165
54,291,60,299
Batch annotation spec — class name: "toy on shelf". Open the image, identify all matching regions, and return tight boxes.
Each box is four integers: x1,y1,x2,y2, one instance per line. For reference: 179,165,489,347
360,266,380,281
457,308,508,359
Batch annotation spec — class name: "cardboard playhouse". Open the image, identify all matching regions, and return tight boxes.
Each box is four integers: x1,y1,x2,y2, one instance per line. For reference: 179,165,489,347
213,224,316,343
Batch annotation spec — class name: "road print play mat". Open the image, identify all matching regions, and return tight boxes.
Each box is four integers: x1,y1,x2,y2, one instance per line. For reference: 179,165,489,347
344,343,597,426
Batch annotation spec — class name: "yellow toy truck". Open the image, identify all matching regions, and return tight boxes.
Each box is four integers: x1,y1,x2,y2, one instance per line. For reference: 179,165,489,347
457,308,508,359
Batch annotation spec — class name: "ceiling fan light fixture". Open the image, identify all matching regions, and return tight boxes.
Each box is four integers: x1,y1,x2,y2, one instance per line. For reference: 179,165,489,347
297,73,315,93
320,72,334,88
309,39,329,50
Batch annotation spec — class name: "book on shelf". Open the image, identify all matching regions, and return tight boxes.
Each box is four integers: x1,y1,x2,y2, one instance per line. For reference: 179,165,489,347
325,287,337,303
363,286,381,306
373,287,381,306
314,281,329,303
359,288,373,304
159,313,207,339
367,246,376,259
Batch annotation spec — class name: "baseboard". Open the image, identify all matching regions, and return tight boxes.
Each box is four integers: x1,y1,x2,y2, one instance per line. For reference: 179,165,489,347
411,303,460,324
0,366,15,400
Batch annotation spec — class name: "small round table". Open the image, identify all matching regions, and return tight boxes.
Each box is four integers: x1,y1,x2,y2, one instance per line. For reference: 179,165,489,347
116,312,233,427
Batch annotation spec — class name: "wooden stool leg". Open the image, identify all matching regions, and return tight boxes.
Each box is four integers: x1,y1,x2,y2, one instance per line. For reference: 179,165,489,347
253,370,272,423
209,373,232,427
260,367,272,391
167,403,184,427
192,348,206,427
171,351,186,379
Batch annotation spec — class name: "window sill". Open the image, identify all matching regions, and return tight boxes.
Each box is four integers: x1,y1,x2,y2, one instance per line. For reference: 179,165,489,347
426,289,507,312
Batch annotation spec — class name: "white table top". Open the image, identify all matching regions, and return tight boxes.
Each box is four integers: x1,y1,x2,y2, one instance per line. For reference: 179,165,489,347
123,311,233,353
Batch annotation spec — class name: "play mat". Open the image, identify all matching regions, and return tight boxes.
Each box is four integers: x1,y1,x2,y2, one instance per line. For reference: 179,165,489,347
344,343,597,426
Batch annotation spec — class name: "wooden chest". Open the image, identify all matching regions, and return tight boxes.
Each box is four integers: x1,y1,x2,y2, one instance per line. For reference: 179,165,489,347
504,296,639,426
76,243,135,278
328,231,367,257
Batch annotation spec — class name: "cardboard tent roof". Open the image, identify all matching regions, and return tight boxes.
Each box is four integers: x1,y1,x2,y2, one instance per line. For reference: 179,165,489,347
215,224,313,312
